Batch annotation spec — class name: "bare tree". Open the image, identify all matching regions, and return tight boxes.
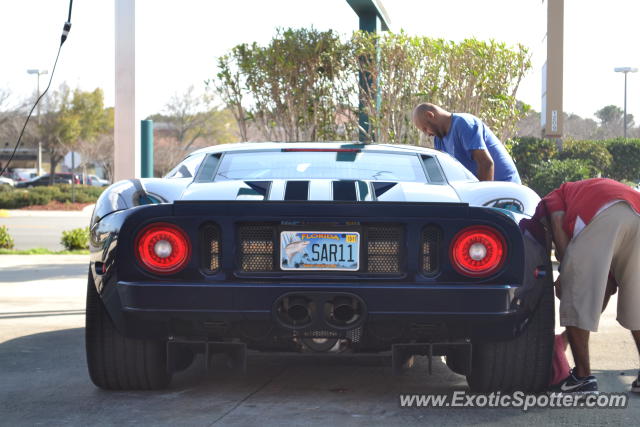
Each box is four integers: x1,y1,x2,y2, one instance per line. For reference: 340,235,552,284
36,86,79,179
77,132,114,181
153,136,190,176
150,86,238,151
149,86,238,174
0,88,11,122
595,105,634,139
516,109,630,141
515,110,541,138
0,89,30,146
564,113,601,140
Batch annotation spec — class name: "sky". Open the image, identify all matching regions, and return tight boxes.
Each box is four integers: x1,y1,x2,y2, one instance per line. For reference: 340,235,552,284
0,0,639,125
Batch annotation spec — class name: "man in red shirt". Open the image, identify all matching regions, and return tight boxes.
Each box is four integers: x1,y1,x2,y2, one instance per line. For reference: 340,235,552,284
535,178,640,394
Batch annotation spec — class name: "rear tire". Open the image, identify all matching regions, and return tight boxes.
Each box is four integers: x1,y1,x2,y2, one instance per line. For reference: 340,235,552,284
446,348,471,376
85,272,171,390
173,346,196,372
466,285,554,392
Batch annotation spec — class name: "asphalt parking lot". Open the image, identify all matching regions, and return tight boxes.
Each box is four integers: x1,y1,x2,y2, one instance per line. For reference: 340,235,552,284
0,209,93,251
1,255,639,426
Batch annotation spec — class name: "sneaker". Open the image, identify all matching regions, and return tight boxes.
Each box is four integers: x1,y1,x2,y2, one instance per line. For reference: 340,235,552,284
632,372,640,393
549,368,599,394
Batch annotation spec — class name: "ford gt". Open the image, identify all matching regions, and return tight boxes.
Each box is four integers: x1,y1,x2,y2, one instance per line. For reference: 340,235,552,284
85,142,554,392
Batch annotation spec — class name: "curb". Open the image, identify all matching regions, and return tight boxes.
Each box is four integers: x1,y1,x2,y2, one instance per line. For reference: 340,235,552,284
0,254,89,266
0,206,94,218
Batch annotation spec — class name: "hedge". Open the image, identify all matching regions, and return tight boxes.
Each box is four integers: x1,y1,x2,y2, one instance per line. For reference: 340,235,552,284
556,139,612,175
529,159,595,197
0,185,105,209
509,137,557,184
603,138,640,182
509,137,640,196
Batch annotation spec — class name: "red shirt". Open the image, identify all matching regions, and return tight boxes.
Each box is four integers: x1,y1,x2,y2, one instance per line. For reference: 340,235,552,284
540,178,640,238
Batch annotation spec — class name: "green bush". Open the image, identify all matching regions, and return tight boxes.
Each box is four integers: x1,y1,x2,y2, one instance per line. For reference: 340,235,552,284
557,139,612,175
509,137,558,184
529,159,594,197
0,185,104,209
0,225,14,249
217,29,531,143
511,137,640,191
61,227,90,250
604,138,640,182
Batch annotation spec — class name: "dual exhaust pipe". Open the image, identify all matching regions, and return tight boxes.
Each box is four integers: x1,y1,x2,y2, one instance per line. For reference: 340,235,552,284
276,293,364,329
284,296,313,324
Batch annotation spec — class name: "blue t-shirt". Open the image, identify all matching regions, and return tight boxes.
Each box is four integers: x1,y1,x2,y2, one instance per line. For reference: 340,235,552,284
434,113,521,183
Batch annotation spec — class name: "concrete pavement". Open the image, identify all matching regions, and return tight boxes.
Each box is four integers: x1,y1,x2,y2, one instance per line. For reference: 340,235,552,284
0,255,638,426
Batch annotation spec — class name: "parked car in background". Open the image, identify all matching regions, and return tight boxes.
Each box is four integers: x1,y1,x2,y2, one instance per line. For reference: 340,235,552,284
87,174,110,187
0,176,15,186
7,168,37,182
15,173,78,188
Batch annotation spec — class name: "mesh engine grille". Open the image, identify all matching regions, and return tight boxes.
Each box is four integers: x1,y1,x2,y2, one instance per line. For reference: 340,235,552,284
202,224,221,272
302,327,362,343
238,223,275,272
303,330,339,338
421,226,440,274
235,223,404,274
366,225,403,273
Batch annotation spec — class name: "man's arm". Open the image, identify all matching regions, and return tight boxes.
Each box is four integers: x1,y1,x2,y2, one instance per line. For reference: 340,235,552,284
549,211,569,262
471,149,494,181
549,211,569,300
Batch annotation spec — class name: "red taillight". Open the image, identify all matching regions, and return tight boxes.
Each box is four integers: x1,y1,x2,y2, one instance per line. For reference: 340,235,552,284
450,226,506,277
135,223,191,274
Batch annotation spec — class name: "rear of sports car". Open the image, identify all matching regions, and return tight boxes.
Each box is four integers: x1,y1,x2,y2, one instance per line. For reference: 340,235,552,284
86,199,554,392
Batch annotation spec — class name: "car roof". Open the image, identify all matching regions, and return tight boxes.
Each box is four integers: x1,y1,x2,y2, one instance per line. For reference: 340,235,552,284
190,142,441,157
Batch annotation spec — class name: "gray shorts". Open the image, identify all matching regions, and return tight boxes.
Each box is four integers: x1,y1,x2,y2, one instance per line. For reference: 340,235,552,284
560,202,640,332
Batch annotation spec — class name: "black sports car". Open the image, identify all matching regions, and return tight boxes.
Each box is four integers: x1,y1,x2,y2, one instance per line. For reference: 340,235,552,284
86,142,554,391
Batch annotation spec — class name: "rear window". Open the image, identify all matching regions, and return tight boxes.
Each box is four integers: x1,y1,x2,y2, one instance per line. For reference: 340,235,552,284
210,151,428,182
165,153,206,179
436,153,478,182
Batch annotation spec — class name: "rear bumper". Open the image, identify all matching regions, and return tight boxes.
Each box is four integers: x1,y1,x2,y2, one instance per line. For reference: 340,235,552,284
103,280,530,347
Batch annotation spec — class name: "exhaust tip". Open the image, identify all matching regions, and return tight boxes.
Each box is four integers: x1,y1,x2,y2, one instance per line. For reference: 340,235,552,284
333,304,356,323
276,296,313,327
287,304,310,322
327,297,361,326
273,292,366,330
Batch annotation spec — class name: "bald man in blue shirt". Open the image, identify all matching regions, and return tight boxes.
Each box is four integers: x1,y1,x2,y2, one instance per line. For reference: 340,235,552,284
413,103,521,183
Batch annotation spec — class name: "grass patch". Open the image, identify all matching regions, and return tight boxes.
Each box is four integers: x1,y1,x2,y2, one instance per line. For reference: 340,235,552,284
0,248,89,255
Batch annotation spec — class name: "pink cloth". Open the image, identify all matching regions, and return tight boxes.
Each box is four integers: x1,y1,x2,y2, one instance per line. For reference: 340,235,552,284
550,334,570,385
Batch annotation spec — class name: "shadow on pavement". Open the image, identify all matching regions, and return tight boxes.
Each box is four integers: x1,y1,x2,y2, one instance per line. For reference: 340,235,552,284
0,263,87,283
1,328,638,426
0,309,86,319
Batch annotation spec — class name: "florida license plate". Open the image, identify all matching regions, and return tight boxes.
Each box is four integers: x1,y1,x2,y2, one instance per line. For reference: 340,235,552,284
280,231,360,271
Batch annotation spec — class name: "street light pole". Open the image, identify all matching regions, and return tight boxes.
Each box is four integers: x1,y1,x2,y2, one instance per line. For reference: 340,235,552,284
614,67,638,139
26,69,48,174
27,69,48,123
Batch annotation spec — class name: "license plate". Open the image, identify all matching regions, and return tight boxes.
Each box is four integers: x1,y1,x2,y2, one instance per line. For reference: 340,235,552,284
280,231,360,271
